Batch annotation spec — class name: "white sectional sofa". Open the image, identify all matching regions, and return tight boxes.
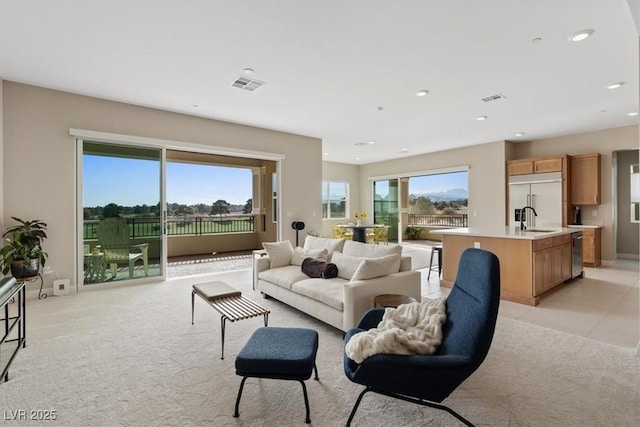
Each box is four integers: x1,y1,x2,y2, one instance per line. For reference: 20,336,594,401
253,236,422,332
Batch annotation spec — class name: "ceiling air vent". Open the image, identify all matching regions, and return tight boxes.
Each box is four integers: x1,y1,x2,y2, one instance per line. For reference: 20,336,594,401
231,76,266,92
481,93,507,103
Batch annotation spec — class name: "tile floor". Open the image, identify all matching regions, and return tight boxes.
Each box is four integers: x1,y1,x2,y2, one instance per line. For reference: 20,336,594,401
410,243,640,350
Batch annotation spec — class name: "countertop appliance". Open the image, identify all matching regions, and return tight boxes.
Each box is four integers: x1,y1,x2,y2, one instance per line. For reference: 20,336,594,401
508,172,563,229
571,231,583,278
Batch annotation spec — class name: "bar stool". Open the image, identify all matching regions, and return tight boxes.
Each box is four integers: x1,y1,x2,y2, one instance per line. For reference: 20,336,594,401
428,245,442,279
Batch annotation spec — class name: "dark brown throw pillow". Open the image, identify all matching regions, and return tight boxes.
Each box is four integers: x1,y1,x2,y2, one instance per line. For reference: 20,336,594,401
301,257,339,279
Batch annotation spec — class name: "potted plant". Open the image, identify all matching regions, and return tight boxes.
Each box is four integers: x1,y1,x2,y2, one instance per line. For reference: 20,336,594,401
405,226,421,240
0,217,48,279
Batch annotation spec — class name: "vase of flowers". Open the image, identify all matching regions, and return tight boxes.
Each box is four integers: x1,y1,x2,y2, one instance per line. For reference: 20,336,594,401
353,211,367,226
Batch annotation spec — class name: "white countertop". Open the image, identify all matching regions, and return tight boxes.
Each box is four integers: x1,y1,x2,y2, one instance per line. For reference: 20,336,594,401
434,226,577,240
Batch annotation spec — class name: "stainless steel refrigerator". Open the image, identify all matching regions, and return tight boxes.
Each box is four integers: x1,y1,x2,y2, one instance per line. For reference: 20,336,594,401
508,172,563,229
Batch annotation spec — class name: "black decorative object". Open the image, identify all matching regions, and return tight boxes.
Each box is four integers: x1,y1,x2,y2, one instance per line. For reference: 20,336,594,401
291,221,305,246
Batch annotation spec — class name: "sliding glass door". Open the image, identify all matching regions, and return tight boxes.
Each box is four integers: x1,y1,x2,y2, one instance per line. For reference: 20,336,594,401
79,141,164,285
373,179,399,243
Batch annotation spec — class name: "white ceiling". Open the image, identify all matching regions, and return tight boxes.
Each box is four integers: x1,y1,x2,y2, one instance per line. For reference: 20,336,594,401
1,1,638,165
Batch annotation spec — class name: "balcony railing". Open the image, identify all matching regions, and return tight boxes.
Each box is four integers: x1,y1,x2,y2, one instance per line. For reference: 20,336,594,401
83,215,255,239
407,213,468,228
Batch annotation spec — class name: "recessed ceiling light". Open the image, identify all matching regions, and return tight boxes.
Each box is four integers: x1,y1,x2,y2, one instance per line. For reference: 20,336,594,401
416,90,429,97
476,115,488,121
323,152,329,156
242,68,255,75
531,37,542,44
515,132,524,137
368,141,376,145
400,148,408,153
377,106,384,111
570,29,594,42
192,104,199,108
607,82,625,89
356,157,361,160
628,111,639,117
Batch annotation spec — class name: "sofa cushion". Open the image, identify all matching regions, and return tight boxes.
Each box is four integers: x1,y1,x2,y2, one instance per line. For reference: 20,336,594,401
262,241,294,268
291,278,345,311
331,252,366,280
342,240,402,258
303,236,346,260
351,253,402,281
258,265,308,290
291,247,329,266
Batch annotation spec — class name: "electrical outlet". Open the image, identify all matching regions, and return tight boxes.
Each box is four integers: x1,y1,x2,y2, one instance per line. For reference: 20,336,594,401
474,242,481,248
592,209,598,217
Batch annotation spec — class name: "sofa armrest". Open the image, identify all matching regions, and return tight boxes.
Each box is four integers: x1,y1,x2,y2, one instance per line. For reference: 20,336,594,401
342,270,421,331
252,255,272,290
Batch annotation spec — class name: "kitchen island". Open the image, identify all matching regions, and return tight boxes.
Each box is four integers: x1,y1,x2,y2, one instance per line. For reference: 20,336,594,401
436,227,580,306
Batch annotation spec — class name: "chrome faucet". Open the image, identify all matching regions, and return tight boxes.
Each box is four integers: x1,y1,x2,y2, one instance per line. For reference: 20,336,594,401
520,206,538,230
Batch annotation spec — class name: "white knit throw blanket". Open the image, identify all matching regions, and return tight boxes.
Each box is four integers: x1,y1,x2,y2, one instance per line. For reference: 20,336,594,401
345,298,447,363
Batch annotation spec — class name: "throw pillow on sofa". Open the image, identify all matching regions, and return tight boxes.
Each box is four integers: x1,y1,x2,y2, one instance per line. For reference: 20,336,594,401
331,252,366,280
303,235,346,260
291,247,329,266
351,253,401,280
262,240,295,268
342,240,402,258
332,252,402,281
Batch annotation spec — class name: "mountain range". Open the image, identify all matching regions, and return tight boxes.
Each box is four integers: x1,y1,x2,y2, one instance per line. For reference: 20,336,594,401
411,188,468,201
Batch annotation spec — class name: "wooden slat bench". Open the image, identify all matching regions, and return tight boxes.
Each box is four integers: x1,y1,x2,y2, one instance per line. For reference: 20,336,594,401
191,281,270,359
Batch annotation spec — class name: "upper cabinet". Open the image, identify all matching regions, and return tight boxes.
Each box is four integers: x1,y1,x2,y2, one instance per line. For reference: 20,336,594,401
570,153,601,205
506,155,570,226
507,156,564,176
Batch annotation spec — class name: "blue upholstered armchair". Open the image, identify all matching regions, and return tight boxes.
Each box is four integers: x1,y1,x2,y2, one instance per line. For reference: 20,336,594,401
343,248,500,426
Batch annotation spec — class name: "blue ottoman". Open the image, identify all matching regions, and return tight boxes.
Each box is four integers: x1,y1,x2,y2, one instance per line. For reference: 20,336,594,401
234,327,319,424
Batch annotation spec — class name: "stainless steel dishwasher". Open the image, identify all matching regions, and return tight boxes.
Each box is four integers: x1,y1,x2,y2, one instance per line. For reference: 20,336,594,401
571,231,584,278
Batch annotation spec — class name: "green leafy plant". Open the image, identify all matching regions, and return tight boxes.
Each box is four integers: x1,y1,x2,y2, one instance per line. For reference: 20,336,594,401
405,226,422,239
0,217,48,276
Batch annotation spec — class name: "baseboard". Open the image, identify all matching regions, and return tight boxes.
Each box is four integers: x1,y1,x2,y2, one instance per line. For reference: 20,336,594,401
616,253,640,260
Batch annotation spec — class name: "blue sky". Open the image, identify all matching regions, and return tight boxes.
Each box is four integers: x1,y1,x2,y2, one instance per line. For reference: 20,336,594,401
409,171,468,194
83,155,252,206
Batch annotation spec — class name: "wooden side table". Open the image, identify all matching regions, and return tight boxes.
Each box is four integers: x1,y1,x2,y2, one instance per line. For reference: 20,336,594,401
374,294,417,308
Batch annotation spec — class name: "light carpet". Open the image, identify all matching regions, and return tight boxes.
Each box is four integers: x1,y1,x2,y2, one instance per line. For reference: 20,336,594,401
1,269,638,426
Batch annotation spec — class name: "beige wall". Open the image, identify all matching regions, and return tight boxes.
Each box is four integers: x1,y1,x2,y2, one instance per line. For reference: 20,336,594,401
358,140,508,229
321,161,360,237
2,81,322,291
510,125,639,263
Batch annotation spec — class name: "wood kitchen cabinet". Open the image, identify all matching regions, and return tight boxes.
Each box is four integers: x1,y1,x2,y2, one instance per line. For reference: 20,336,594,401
582,227,601,267
533,235,572,296
441,230,576,306
507,156,564,176
570,153,601,205
533,247,554,296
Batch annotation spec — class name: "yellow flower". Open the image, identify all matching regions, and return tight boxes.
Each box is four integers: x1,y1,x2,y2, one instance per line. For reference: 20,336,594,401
354,211,367,219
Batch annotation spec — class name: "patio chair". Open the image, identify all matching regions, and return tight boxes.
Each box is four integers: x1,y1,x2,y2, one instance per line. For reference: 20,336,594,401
96,218,149,279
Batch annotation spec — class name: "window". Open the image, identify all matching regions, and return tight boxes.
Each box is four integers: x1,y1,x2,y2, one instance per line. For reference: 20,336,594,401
322,181,348,219
407,171,469,227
